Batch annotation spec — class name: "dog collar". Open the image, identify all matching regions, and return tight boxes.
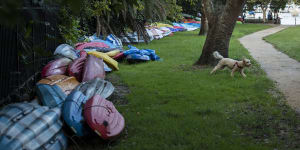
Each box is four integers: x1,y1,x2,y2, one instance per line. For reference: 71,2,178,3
234,62,243,69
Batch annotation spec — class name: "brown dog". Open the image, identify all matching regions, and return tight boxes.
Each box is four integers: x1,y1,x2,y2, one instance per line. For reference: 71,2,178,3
210,51,251,77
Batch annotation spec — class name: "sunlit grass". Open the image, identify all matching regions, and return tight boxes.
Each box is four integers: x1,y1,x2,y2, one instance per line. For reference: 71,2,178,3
264,26,300,62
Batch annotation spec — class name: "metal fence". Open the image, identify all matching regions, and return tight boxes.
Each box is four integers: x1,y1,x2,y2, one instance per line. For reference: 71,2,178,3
0,8,60,105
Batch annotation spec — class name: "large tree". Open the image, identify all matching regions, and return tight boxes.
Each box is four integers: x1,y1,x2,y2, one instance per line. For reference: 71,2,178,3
194,0,246,66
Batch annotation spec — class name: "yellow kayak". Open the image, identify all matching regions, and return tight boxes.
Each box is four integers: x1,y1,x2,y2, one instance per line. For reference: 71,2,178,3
106,50,121,57
88,51,119,70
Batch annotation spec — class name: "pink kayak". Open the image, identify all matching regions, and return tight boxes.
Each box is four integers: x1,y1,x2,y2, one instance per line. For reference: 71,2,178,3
41,57,71,78
84,95,125,140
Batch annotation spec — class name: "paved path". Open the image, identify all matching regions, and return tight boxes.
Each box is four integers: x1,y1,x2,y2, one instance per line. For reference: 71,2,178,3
239,26,300,111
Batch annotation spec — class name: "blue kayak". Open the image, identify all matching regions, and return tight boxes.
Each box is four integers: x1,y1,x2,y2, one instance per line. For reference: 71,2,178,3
62,90,91,136
0,102,67,150
36,84,67,108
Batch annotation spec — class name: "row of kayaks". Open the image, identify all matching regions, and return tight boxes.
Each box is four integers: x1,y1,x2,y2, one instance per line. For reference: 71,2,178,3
1,30,163,150
0,43,126,149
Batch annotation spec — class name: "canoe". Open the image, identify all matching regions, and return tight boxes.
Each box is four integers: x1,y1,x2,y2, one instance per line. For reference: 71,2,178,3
41,57,72,78
36,84,66,108
76,78,114,101
0,103,67,150
84,95,125,140
38,75,80,95
62,90,91,136
82,55,105,82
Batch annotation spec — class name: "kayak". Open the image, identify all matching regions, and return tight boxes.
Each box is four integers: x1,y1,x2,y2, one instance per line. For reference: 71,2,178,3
41,58,72,78
54,44,78,60
68,51,88,82
0,102,67,150
36,84,66,108
84,95,125,140
76,78,114,101
88,51,119,70
62,90,91,136
38,75,80,95
82,55,105,82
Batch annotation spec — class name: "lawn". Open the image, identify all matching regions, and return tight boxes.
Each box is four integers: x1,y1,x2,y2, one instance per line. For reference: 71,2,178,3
79,24,300,150
264,26,300,62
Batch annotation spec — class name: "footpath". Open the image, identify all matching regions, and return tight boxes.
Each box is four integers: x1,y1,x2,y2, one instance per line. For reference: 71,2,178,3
239,26,300,111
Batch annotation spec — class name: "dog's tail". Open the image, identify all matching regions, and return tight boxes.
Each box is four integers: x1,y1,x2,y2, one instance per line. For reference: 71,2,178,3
213,51,224,60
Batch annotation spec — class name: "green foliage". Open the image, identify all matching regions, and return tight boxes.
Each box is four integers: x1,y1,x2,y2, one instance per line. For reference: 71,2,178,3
265,26,300,62
177,0,202,17
270,0,289,12
0,0,23,26
58,8,86,46
165,0,184,21
92,0,111,17
247,0,288,12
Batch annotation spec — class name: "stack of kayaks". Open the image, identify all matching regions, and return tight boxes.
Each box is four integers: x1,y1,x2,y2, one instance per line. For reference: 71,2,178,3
0,39,168,148
0,103,67,150
1,43,127,149
62,78,116,137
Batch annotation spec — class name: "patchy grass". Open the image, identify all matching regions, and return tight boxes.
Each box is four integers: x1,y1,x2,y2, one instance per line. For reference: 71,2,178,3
77,24,300,150
264,26,300,62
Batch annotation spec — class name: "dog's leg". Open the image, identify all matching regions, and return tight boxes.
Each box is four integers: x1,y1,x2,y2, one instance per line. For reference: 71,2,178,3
221,66,227,71
210,64,222,74
240,69,247,78
231,67,238,77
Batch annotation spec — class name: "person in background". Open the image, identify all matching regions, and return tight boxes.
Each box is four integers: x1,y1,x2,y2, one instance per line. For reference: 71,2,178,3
268,10,273,20
242,13,246,24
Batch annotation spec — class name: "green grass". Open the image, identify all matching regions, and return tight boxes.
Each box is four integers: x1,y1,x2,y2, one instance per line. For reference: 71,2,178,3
264,26,300,62
98,24,300,150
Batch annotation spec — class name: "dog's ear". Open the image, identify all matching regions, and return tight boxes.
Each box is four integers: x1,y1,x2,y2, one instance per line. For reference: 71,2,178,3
242,56,246,62
243,58,246,63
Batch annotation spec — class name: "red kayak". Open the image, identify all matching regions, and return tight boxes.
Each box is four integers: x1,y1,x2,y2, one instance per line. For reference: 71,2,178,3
68,52,105,82
41,57,72,78
68,51,88,81
84,95,125,140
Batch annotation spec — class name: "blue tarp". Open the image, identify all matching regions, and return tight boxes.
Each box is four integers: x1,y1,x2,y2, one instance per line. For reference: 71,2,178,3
123,45,160,61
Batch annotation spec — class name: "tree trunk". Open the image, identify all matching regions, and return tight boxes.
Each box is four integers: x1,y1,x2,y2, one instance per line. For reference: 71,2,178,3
262,8,267,23
199,4,208,36
96,16,101,37
194,0,246,66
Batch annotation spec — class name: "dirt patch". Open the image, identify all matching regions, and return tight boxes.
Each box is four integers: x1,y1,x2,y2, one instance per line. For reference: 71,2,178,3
106,74,130,106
